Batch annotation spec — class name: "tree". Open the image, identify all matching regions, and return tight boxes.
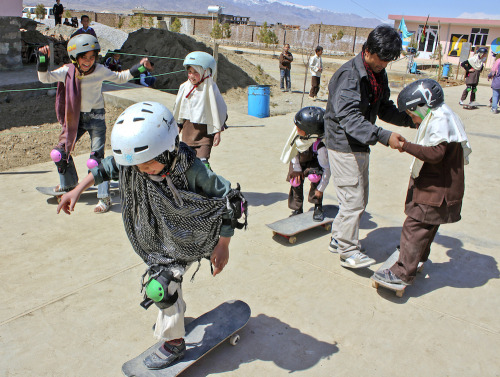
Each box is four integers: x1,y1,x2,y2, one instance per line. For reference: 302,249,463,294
258,22,279,48
64,10,71,18
129,15,137,29
222,23,231,39
26,9,32,19
35,4,47,20
148,16,154,28
117,16,124,29
170,17,181,32
211,21,223,40
137,12,144,27
330,30,344,43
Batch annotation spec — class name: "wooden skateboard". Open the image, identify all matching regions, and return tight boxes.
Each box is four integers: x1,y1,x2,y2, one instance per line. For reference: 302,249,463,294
266,205,338,244
462,101,481,110
371,249,424,297
122,300,251,377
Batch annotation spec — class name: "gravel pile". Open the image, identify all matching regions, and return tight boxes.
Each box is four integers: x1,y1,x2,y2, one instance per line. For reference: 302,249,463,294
38,19,128,54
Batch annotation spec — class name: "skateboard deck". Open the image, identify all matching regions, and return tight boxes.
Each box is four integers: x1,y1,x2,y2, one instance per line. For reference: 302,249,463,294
462,102,481,110
266,204,338,244
122,300,251,377
371,249,424,297
36,186,71,196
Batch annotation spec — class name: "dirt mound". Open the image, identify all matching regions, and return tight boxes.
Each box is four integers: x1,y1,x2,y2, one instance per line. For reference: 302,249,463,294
119,28,277,93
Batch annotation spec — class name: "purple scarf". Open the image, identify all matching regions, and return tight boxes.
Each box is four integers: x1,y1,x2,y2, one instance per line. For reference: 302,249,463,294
55,64,81,154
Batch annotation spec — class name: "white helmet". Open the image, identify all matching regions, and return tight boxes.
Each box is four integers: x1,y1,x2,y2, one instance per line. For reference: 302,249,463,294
67,34,100,62
111,102,178,166
183,51,216,73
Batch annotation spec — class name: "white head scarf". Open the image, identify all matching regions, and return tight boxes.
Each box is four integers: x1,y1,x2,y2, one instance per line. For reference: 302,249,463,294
280,127,316,164
410,103,472,178
173,65,227,134
468,54,485,70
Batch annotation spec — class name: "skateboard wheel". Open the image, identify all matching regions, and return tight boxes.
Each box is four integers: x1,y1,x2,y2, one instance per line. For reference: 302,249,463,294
372,280,379,289
229,334,240,346
323,224,332,231
288,236,297,244
272,231,277,237
396,290,404,298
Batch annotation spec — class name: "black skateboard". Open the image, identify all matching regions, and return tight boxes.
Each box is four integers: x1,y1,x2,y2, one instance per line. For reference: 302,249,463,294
122,300,251,377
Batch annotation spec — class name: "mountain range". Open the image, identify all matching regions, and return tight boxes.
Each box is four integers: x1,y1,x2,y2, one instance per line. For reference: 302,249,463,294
61,0,388,28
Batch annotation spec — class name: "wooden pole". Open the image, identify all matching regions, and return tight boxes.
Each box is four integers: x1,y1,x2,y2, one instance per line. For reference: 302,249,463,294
437,21,442,81
213,41,219,83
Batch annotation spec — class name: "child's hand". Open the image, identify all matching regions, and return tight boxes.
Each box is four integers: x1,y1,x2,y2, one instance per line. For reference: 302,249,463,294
313,190,323,200
213,132,221,147
38,45,50,57
57,190,82,215
289,171,303,184
140,58,151,70
211,237,230,276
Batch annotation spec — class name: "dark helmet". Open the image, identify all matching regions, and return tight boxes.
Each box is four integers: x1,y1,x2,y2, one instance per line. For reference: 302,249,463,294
476,47,488,55
407,47,417,54
397,79,444,112
294,106,325,136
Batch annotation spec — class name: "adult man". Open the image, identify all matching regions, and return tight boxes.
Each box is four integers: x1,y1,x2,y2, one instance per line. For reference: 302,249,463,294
71,15,97,38
53,0,64,26
279,44,293,92
324,25,415,268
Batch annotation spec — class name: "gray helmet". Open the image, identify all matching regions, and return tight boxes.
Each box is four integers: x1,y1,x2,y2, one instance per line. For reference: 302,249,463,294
397,79,444,112
111,102,178,166
183,51,216,73
294,106,325,137
67,34,100,62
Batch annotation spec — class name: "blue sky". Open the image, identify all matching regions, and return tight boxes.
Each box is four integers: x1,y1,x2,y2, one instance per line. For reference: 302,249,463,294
283,0,500,22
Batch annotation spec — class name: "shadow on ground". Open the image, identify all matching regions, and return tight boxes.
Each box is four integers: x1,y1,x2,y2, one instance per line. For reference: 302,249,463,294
186,313,339,375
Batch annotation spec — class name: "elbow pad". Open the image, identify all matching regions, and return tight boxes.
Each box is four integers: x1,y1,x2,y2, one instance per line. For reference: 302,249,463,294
129,63,147,78
37,51,49,72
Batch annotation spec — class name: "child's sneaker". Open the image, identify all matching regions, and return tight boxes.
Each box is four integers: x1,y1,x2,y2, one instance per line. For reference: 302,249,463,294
340,252,375,269
328,237,339,253
313,204,324,222
459,100,464,105
143,339,186,370
373,269,410,286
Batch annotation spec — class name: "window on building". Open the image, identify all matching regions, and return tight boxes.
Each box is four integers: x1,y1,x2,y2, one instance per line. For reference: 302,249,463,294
469,28,489,51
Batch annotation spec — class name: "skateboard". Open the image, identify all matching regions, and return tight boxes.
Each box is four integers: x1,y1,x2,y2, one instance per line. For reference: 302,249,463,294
371,249,424,297
122,300,251,377
462,101,481,110
36,186,98,203
266,204,338,244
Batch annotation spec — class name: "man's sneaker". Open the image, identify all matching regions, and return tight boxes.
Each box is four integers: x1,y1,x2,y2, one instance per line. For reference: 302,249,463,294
313,204,324,222
373,269,410,286
459,100,464,105
492,108,499,114
340,252,375,269
328,237,339,253
144,339,186,370
290,208,303,217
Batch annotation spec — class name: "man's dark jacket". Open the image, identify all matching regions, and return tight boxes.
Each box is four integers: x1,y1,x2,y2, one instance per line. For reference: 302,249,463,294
324,53,414,153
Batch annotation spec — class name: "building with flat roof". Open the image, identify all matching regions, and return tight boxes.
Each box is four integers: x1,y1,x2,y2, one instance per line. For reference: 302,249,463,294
389,15,500,68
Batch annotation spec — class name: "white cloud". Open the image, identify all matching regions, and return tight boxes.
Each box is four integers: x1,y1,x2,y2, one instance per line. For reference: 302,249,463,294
457,12,500,20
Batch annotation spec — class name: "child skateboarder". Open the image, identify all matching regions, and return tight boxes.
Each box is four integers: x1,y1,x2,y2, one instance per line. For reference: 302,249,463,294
57,102,247,370
281,106,330,221
37,34,151,213
373,79,471,287
459,47,488,106
173,51,227,170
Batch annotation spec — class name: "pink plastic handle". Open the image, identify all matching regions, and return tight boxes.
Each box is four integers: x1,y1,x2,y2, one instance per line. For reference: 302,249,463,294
50,149,62,162
87,158,99,169
307,174,321,183
290,177,301,187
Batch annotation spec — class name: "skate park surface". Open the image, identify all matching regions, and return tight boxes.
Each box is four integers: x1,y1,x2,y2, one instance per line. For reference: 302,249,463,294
1,56,500,376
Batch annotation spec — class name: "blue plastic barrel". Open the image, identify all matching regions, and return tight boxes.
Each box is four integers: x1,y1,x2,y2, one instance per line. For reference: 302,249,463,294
248,85,271,118
442,63,451,78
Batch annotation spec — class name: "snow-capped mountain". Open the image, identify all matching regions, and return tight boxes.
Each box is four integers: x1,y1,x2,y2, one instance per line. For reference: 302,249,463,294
62,0,387,28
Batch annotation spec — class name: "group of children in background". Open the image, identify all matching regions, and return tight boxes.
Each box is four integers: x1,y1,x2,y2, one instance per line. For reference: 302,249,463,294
38,30,473,370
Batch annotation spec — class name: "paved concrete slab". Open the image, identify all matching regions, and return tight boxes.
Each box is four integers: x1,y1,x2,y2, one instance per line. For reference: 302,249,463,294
1,59,500,377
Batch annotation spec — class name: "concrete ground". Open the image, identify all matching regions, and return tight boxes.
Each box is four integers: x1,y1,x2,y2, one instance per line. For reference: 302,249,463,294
1,55,500,377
